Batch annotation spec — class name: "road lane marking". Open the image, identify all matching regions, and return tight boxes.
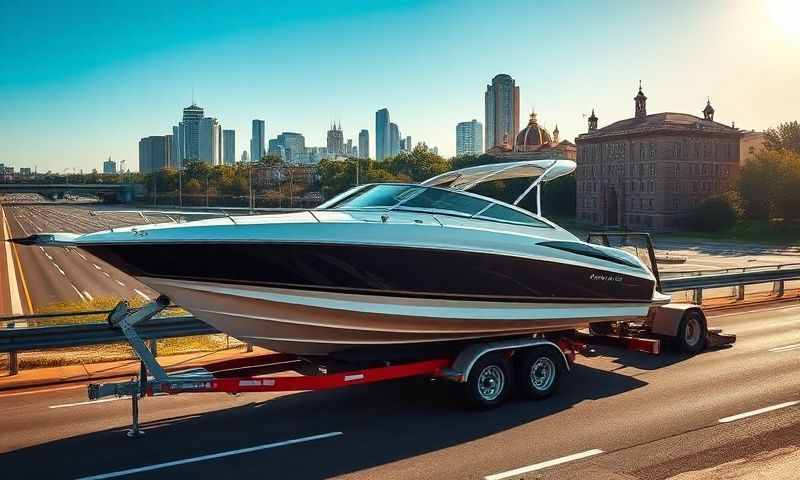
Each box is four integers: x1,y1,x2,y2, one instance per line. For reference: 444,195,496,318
52,262,66,276
50,397,129,409
75,250,88,260
71,285,87,302
485,449,605,480
76,431,344,480
0,384,85,398
44,252,53,260
134,289,151,301
92,263,102,270
116,280,126,287
102,271,111,277
710,304,800,318
769,344,800,353
83,290,94,301
5,209,33,313
718,401,800,423
1,206,24,314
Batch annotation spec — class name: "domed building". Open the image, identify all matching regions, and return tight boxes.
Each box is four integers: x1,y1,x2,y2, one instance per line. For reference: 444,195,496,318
486,111,575,160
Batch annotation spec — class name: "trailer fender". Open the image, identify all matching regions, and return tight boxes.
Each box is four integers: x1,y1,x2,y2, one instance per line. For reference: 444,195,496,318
650,303,705,338
441,337,570,383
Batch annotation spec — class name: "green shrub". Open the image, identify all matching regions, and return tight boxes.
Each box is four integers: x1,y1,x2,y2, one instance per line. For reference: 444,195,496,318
687,194,739,232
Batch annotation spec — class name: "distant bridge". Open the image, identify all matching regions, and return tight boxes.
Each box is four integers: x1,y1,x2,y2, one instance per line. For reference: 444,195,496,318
0,184,137,203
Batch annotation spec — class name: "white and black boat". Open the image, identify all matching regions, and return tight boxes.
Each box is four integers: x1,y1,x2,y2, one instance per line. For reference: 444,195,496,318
15,160,670,355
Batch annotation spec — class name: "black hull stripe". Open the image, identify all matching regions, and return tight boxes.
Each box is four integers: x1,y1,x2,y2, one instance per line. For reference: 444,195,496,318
82,242,655,303
143,276,654,304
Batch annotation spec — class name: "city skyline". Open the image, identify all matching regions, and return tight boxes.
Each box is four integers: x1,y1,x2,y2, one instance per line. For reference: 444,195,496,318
1,0,798,172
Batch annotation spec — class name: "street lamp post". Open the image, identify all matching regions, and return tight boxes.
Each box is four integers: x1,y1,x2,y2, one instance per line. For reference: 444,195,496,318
249,161,253,213
178,167,182,208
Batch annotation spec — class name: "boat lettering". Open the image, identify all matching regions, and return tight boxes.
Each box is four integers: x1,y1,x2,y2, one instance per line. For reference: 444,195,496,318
589,273,623,282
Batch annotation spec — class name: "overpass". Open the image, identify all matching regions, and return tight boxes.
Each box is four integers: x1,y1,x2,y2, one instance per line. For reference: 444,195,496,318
0,184,137,203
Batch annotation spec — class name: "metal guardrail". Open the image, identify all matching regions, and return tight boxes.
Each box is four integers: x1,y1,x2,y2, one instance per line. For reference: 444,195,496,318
2,266,799,376
0,316,217,354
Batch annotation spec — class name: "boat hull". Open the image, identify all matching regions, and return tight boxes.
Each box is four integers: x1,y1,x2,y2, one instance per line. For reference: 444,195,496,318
140,277,655,355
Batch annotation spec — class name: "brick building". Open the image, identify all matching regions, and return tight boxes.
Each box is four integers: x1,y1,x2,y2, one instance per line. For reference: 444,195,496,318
575,85,742,231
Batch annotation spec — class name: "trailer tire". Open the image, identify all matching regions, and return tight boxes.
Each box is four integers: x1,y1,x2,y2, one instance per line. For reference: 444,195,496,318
515,348,562,400
464,353,511,409
675,311,707,354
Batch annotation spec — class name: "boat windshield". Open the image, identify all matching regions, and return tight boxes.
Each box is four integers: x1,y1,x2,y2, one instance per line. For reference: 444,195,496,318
327,184,552,228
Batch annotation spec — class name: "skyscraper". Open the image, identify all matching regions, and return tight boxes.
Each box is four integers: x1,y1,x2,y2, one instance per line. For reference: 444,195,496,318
375,108,390,160
276,132,306,163
138,135,171,173
241,150,249,162
456,119,484,156
103,157,117,174
222,130,235,165
485,74,520,149
405,136,412,152
389,122,400,157
250,119,265,162
326,123,344,155
199,117,222,165
182,104,204,162
358,129,369,159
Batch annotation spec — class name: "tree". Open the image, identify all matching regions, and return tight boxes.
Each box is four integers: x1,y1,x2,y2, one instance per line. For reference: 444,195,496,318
764,121,800,154
687,194,739,232
737,149,800,220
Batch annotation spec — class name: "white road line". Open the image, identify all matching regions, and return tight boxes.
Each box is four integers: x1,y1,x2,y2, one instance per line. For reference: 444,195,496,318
50,396,129,409
769,344,800,353
710,304,800,318
1,207,24,314
134,289,151,301
71,285,87,302
92,263,102,270
44,252,53,260
485,449,605,480
83,290,94,301
0,384,84,398
76,431,344,480
75,250,87,260
102,271,111,277
116,280,126,287
718,401,800,423
52,262,66,276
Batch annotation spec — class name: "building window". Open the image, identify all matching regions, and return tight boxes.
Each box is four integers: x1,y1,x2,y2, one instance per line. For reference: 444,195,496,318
649,181,654,193
649,198,654,209
675,163,680,176
639,198,643,209
649,164,655,176
692,182,698,192
639,164,644,177
702,164,709,175
673,198,679,209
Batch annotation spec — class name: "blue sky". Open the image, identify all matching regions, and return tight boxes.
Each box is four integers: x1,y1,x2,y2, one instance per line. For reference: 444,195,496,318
0,0,798,172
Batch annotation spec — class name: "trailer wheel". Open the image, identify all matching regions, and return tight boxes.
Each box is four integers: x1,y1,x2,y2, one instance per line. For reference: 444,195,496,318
464,353,511,409
675,311,706,353
515,348,562,400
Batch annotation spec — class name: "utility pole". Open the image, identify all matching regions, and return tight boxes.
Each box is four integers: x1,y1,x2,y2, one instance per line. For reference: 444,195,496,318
178,168,182,208
248,162,253,213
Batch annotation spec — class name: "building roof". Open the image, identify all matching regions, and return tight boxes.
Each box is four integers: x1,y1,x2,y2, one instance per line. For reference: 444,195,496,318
579,112,740,140
516,112,552,146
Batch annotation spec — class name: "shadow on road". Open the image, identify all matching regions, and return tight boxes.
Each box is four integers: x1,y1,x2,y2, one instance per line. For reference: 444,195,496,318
0,363,646,479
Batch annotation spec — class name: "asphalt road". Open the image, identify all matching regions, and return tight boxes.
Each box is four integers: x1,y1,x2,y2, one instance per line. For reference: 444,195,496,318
0,304,798,479
0,203,157,313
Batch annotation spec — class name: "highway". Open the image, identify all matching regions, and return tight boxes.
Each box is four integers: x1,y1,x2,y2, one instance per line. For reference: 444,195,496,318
0,304,798,479
0,203,157,313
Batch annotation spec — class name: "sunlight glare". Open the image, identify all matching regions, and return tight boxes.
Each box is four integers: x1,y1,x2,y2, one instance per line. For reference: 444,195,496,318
767,0,800,37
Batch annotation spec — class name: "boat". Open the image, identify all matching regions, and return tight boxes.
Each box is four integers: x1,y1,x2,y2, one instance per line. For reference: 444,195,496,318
14,159,670,356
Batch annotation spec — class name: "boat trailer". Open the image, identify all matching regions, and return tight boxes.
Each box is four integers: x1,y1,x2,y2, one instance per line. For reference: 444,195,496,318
91,296,734,438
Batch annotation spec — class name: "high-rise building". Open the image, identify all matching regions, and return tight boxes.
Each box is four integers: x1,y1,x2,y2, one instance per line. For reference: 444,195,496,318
375,108,390,160
103,157,117,174
181,104,204,162
485,74,520,149
138,135,171,173
223,129,235,165
326,123,344,155
405,136,412,152
199,117,222,165
241,150,249,162
276,132,306,163
456,119,484,156
389,122,400,157
250,120,265,162
358,129,369,159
